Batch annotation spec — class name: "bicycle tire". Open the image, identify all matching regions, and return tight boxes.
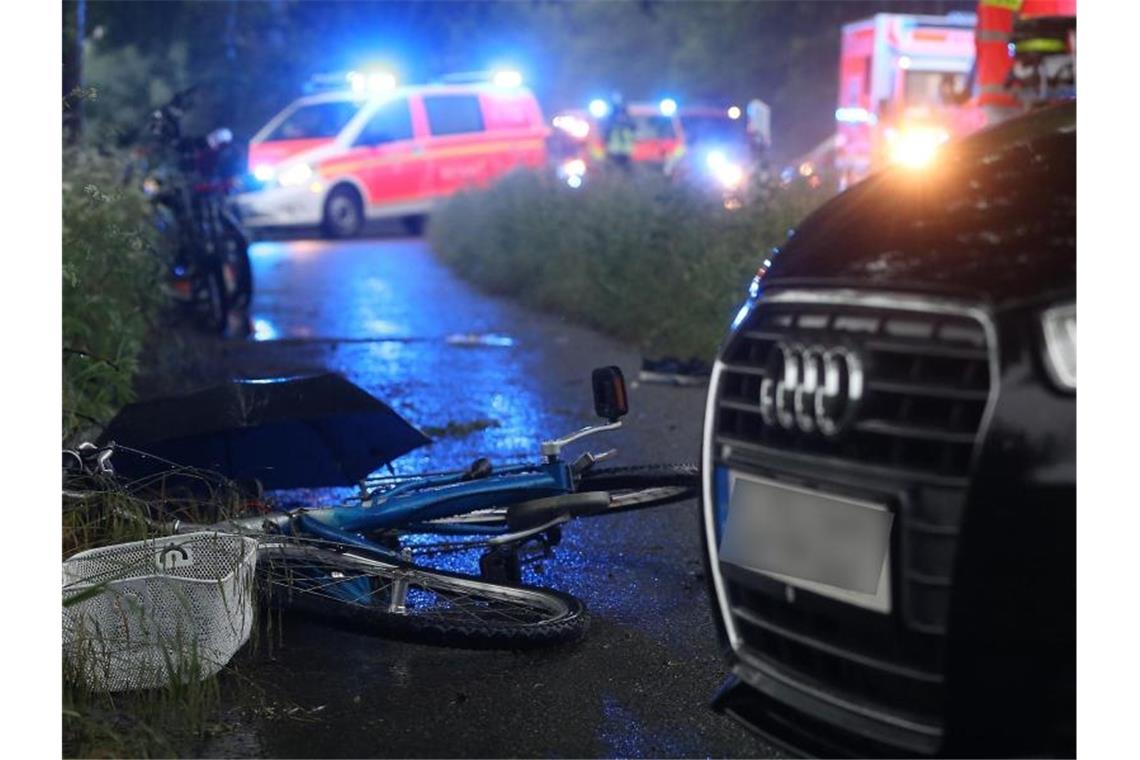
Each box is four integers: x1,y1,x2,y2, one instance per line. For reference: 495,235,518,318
220,220,253,310
574,464,699,515
258,540,588,648
416,464,700,534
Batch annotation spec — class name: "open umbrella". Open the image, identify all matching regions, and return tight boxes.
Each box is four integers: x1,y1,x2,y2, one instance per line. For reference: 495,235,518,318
99,373,430,489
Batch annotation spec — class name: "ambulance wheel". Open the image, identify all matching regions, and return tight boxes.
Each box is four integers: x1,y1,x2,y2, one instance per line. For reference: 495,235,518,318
322,185,363,239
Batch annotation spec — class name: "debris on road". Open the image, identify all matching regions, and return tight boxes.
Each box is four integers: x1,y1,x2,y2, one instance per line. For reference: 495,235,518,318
638,357,711,387
421,418,503,439
445,332,516,348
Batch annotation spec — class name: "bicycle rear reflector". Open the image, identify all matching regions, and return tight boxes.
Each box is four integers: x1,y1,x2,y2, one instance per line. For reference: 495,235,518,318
592,366,629,422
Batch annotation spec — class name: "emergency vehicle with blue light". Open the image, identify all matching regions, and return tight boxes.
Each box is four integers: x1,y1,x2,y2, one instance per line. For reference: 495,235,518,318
549,99,683,184
833,2,1075,186
834,12,977,185
238,70,546,237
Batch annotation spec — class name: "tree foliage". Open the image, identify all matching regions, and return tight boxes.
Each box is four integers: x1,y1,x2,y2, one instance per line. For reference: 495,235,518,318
62,145,161,442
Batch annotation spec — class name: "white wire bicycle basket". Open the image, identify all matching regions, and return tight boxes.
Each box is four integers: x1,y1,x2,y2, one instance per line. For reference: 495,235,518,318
62,532,258,692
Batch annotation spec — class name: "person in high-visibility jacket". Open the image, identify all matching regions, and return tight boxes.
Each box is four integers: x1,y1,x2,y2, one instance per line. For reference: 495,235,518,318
603,94,636,170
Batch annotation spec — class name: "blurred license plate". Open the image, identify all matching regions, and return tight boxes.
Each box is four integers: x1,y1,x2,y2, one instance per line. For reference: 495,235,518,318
719,473,893,614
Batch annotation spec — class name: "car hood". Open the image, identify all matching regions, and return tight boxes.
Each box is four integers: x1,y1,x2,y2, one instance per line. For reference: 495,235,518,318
249,139,345,172
763,103,1076,308
249,138,335,169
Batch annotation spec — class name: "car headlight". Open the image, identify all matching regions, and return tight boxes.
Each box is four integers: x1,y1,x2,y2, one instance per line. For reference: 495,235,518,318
887,125,950,169
714,162,744,189
705,150,744,189
277,163,314,188
561,158,586,177
1041,302,1076,391
252,164,276,183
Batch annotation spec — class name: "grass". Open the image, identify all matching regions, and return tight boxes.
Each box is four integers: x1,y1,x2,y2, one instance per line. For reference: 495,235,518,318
429,168,830,360
61,467,254,758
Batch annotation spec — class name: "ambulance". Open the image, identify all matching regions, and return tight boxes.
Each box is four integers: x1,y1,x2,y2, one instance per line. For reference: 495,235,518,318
238,72,547,237
834,12,976,185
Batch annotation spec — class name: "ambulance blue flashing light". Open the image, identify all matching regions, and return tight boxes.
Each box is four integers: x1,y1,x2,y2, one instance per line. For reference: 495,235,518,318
659,98,678,116
347,69,398,96
492,69,523,88
588,99,609,119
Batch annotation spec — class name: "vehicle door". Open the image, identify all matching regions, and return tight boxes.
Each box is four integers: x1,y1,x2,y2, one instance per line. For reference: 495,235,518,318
322,96,422,211
479,91,547,179
422,93,490,198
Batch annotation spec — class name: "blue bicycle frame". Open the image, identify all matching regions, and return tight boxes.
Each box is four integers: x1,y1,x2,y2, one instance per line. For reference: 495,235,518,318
273,459,577,558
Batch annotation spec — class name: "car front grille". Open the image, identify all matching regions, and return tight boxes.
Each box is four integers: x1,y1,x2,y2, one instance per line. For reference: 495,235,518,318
711,290,997,746
716,297,991,481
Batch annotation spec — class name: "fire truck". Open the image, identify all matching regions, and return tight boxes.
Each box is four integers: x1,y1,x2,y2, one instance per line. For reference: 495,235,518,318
834,1,1076,186
549,99,684,186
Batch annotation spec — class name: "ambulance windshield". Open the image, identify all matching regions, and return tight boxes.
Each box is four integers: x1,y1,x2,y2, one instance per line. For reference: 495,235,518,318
268,101,361,141
903,70,968,109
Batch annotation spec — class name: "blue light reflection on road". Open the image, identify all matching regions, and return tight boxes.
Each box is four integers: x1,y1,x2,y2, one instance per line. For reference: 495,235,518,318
599,694,689,758
245,237,650,622
227,234,758,758
252,317,279,341
247,235,570,487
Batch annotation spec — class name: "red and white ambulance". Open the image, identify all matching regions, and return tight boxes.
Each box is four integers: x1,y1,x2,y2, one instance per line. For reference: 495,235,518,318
834,12,976,185
238,74,547,237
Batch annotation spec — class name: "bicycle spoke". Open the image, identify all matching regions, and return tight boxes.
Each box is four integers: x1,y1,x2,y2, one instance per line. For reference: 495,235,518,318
258,541,568,628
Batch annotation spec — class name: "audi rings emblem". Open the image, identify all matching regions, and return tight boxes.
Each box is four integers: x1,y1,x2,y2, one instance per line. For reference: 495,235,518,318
758,343,864,437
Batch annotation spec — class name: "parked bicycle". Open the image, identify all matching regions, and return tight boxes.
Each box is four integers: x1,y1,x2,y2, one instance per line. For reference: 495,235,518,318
126,85,253,334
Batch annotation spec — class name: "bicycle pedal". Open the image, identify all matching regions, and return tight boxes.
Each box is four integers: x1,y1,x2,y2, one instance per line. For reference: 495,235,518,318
517,539,554,564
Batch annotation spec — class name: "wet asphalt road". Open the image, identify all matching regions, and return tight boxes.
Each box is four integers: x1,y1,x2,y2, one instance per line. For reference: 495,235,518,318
194,229,779,758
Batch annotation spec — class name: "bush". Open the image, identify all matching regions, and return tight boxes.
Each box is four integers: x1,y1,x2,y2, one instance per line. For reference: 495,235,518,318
429,169,828,359
62,146,161,442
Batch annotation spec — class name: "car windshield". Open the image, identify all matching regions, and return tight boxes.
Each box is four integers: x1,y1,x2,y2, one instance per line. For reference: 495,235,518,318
632,114,676,140
267,101,360,141
903,70,968,109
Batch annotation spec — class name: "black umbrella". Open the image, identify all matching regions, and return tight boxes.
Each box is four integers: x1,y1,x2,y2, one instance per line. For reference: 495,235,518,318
99,373,430,489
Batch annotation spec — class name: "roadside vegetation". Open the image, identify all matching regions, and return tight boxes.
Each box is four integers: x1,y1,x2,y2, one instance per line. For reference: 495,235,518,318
430,169,831,360
62,121,161,443
61,88,229,756
61,465,262,758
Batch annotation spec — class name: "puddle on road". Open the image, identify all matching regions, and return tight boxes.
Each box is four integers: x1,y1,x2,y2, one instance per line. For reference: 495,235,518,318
248,321,518,351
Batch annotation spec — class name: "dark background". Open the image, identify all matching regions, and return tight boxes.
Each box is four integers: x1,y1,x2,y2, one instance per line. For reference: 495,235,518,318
71,0,973,164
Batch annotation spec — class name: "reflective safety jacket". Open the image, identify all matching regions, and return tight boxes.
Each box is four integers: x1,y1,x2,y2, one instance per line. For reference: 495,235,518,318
605,114,636,157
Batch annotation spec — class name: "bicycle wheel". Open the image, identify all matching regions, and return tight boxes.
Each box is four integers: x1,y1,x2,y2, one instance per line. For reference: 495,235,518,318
220,221,253,311
575,464,699,515
258,540,587,648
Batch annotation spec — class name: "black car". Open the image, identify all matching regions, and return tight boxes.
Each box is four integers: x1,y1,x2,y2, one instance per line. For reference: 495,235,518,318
700,103,1075,757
